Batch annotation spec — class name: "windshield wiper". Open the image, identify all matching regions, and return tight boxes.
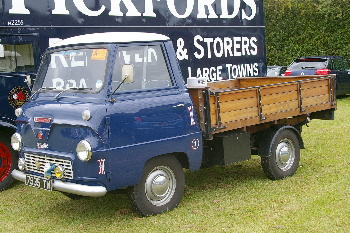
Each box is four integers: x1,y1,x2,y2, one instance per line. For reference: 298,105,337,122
54,87,92,99
30,87,56,99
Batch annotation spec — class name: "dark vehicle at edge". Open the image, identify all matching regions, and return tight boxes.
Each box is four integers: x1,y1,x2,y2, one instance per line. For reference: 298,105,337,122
284,56,350,96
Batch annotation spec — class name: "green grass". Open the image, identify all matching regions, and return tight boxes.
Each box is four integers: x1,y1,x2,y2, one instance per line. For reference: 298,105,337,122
1,96,350,232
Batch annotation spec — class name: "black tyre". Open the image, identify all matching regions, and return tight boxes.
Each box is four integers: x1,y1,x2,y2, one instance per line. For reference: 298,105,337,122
129,155,185,216
0,131,17,191
260,129,300,180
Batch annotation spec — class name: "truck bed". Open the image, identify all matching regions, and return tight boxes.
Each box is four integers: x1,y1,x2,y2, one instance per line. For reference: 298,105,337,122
188,75,337,138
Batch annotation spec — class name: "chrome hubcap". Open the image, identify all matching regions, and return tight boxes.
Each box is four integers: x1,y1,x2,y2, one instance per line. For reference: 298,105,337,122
145,166,176,206
275,138,295,171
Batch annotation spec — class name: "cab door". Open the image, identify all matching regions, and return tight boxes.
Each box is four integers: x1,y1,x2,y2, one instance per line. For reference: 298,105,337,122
106,43,194,187
108,43,191,146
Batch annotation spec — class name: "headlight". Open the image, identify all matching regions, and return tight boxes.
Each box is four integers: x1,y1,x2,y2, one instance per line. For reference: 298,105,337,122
18,158,26,171
76,140,92,162
11,133,22,151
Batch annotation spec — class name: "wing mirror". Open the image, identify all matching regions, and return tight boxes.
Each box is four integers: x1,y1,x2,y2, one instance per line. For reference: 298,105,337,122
0,44,4,58
110,64,134,99
121,64,134,83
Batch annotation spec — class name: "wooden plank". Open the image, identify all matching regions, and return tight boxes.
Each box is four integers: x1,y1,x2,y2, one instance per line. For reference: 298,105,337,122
260,83,298,96
301,79,329,90
215,117,261,132
209,95,218,126
303,94,330,107
301,85,329,98
212,108,302,133
218,89,257,103
207,79,240,91
219,97,258,112
303,103,335,114
218,106,259,123
262,100,299,115
238,76,320,88
261,89,299,106
262,109,302,122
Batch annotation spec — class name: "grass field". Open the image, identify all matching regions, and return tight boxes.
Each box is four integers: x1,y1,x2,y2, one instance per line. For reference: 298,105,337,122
1,96,349,233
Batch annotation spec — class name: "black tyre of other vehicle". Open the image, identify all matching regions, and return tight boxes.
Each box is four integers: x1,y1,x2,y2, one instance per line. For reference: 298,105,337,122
129,155,185,216
0,131,17,191
260,128,300,180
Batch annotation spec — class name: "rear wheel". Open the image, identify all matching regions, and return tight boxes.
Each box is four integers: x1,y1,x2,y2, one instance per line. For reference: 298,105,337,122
0,131,17,191
129,155,185,216
260,129,300,180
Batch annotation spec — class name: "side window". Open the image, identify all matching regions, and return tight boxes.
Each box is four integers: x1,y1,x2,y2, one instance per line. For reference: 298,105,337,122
0,43,35,73
112,44,172,93
332,58,343,71
344,59,350,71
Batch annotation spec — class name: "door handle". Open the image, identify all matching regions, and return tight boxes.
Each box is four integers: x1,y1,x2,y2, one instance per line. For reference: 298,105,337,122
173,104,185,108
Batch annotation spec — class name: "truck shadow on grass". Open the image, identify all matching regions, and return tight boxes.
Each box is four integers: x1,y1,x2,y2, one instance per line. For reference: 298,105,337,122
185,157,266,191
41,156,266,219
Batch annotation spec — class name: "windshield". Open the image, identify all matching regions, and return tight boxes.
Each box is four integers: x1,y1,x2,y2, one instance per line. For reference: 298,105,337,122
35,48,108,93
289,59,327,70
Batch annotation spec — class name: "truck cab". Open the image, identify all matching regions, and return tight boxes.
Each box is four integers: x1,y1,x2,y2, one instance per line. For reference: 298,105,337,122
11,32,203,215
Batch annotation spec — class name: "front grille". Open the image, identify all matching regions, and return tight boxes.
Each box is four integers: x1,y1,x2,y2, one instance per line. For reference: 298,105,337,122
24,153,74,179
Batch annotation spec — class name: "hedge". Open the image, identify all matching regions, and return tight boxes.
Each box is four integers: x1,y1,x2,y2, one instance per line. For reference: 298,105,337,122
264,0,350,66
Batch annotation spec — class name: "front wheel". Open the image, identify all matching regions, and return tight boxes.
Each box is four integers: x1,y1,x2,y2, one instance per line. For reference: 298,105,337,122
129,155,185,216
260,129,300,180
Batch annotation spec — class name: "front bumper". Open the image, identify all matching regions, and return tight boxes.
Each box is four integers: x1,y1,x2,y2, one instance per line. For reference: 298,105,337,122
11,169,107,197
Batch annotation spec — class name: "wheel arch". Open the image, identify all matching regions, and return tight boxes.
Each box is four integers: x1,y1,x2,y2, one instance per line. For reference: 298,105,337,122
145,152,189,170
258,125,304,158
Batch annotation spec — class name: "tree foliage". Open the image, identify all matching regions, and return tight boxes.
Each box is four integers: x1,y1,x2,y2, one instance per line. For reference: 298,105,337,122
264,0,350,66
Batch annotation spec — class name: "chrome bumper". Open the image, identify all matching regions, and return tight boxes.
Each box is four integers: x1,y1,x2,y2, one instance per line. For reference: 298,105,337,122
11,169,107,197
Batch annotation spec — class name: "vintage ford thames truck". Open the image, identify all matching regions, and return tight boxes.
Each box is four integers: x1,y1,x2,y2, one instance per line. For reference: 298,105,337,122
11,31,336,216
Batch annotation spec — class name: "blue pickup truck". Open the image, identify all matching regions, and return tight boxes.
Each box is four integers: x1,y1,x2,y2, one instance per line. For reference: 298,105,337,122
11,32,337,216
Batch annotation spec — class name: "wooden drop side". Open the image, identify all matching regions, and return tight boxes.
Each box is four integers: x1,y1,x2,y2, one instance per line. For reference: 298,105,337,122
188,75,337,138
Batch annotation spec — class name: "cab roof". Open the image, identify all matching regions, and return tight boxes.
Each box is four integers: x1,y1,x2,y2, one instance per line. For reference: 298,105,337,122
50,32,170,48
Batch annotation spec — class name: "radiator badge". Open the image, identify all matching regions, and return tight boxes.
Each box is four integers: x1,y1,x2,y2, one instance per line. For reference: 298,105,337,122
37,143,48,149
